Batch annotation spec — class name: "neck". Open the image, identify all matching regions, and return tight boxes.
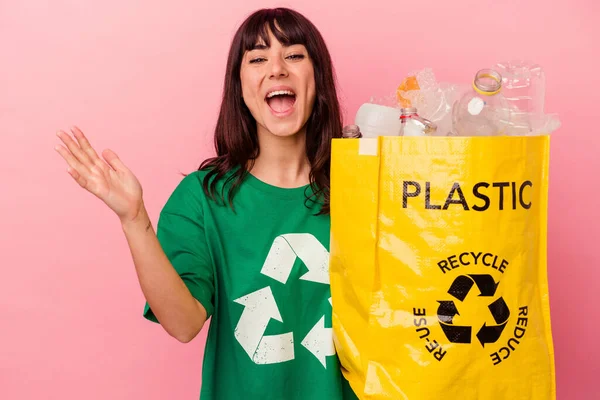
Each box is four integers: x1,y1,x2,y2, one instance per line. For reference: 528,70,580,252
249,126,311,188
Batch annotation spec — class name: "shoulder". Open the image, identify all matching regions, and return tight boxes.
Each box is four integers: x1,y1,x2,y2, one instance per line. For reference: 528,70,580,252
175,170,210,191
161,170,210,215
162,168,238,213
168,170,209,197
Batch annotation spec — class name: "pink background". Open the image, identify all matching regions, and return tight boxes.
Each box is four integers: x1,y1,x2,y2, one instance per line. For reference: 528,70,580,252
1,0,598,399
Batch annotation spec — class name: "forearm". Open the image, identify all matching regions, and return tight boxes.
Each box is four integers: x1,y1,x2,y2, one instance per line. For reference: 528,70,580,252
121,205,206,342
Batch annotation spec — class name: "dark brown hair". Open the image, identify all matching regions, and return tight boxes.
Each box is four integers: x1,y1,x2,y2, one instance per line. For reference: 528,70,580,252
198,7,342,214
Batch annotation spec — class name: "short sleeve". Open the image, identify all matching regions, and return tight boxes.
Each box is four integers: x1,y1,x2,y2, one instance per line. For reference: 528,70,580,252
143,173,215,323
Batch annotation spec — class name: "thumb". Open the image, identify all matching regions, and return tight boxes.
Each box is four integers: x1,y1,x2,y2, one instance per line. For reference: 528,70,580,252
102,149,128,172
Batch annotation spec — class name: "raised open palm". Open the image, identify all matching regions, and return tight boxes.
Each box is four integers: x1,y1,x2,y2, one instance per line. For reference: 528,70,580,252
55,126,144,223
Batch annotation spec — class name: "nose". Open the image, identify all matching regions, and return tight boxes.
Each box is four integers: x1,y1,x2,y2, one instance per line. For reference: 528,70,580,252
269,56,288,79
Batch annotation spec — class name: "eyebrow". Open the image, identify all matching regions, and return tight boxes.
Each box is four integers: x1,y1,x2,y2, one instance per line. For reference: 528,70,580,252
250,43,269,50
249,42,304,51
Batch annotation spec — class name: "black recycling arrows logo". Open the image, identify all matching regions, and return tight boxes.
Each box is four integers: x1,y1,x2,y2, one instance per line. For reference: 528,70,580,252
437,274,510,347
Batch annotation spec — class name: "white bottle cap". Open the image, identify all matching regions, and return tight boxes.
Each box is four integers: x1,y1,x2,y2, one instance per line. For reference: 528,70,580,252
468,97,485,115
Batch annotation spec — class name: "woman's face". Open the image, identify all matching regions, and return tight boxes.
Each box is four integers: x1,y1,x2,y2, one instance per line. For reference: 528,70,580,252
240,28,316,138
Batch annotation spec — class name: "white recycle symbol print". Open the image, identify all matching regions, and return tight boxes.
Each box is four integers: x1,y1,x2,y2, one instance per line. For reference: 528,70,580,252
233,233,335,368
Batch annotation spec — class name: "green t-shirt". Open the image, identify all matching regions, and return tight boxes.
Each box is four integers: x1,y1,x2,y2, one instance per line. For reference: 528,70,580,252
143,170,357,400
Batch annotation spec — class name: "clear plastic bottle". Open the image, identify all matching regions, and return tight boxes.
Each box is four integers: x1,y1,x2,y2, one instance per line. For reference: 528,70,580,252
399,108,438,136
495,60,546,135
451,69,511,136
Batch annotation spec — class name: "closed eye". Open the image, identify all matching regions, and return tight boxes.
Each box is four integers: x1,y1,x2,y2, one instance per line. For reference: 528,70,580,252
249,57,266,64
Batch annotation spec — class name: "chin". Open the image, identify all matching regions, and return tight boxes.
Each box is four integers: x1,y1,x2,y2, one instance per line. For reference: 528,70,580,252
267,125,303,137
261,115,307,138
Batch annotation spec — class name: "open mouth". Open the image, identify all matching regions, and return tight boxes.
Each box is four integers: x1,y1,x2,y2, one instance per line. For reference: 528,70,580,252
265,89,297,115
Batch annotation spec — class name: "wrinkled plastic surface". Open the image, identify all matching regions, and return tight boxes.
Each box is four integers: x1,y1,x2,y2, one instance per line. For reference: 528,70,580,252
396,68,464,136
330,136,556,400
495,60,561,136
495,60,546,115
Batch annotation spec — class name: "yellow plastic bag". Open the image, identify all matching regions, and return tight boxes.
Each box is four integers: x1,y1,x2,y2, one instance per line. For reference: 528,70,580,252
330,136,556,400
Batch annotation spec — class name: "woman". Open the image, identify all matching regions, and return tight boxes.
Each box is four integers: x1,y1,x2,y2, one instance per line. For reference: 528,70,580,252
54,7,357,400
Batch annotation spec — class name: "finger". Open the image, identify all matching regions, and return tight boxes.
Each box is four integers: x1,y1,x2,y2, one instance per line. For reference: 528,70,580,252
71,126,100,162
102,149,128,172
55,143,88,174
70,126,110,174
56,130,92,168
67,166,88,188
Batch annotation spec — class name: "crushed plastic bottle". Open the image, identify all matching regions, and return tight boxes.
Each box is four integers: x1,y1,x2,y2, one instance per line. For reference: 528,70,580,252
396,68,463,136
495,60,560,135
451,68,512,136
496,61,545,113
